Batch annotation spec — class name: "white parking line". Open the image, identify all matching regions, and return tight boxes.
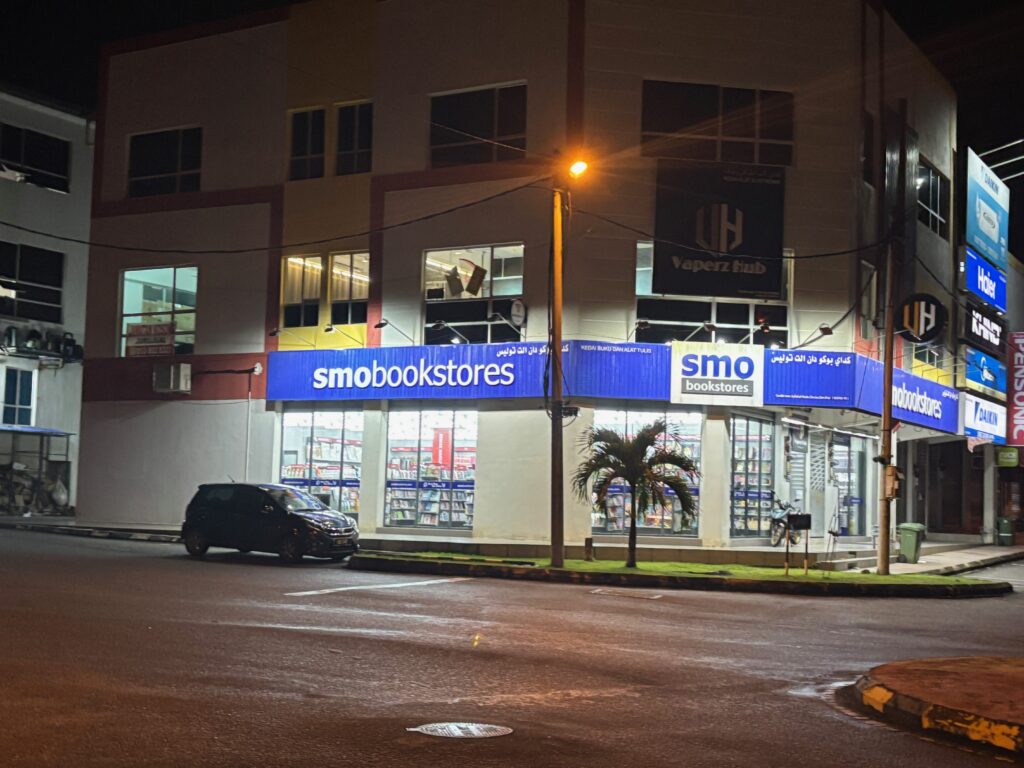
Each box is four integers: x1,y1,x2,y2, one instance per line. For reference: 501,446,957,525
285,577,470,597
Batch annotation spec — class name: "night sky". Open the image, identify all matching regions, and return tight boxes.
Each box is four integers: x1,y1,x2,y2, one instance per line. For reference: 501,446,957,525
4,0,1024,253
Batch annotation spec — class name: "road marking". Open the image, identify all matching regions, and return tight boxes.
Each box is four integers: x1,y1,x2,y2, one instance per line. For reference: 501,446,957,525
590,587,663,600
285,577,470,597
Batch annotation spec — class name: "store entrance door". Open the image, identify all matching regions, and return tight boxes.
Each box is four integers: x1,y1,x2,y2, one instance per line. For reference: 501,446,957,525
807,432,828,536
926,441,972,533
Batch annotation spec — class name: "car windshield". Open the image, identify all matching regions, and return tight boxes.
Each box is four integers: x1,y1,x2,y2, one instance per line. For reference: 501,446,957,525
264,487,328,513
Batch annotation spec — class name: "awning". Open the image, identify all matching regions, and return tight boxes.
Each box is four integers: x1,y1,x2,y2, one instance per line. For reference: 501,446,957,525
0,424,73,437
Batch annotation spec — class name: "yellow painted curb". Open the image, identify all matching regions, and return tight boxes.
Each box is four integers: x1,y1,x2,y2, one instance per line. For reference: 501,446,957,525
923,705,1022,752
861,684,894,713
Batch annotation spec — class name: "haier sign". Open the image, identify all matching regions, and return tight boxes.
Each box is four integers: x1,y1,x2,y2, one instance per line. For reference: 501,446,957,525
966,148,1010,271
670,342,763,406
961,392,1007,444
964,246,1007,312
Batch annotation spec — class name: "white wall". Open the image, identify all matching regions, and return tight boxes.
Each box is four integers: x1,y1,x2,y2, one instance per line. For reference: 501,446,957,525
77,399,276,528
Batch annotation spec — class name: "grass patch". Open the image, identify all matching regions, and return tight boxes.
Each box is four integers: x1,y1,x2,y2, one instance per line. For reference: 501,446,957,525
369,551,983,586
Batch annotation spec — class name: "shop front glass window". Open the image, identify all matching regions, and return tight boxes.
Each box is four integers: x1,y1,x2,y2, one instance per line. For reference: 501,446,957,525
279,409,363,520
384,410,477,528
590,409,701,536
730,415,775,536
833,434,869,537
120,265,197,355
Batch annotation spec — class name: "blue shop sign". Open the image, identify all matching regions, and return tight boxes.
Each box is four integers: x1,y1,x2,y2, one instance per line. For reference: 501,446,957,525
267,341,669,402
964,247,1007,312
855,358,961,434
763,350,858,408
966,149,1010,271
961,345,1007,400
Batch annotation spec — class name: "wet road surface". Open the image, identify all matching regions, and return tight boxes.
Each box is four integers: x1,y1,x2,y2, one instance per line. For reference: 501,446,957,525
1,529,1021,767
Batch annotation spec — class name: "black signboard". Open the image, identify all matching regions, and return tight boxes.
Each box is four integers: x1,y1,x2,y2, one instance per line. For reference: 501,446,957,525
897,293,947,344
961,301,1006,356
653,162,785,299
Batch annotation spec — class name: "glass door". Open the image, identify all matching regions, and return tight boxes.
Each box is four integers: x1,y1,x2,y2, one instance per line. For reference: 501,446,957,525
730,415,775,536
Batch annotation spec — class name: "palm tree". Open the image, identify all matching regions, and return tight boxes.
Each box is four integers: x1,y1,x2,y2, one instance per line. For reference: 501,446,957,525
572,419,698,568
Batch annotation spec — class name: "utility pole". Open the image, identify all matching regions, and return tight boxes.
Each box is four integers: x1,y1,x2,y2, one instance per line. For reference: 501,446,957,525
549,159,587,569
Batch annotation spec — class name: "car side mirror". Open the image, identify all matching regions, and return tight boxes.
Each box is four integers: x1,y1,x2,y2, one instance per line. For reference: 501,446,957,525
262,504,275,514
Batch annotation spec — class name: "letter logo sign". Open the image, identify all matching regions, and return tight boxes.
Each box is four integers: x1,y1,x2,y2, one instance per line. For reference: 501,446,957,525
961,302,1006,356
897,293,947,344
671,342,763,406
964,247,1007,312
695,203,743,252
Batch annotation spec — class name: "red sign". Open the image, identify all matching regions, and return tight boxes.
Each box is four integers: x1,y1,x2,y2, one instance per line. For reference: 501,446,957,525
431,428,452,467
1010,332,1024,446
125,321,175,358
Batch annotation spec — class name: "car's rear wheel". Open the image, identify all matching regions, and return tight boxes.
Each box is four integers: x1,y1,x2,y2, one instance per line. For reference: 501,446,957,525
278,534,304,564
184,528,209,558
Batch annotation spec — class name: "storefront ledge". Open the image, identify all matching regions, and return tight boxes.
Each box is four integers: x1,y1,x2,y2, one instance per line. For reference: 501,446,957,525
346,555,1013,598
0,519,181,544
841,664,1024,754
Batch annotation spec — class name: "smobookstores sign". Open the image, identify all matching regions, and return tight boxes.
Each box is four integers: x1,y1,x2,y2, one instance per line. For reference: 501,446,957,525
1010,332,1024,446
670,342,764,406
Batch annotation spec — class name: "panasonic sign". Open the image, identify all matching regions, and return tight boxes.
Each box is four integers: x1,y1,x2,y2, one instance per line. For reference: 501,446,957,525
671,342,763,405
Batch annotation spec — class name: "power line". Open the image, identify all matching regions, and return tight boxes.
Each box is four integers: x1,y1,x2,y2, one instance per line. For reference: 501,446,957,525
0,176,547,255
791,271,875,349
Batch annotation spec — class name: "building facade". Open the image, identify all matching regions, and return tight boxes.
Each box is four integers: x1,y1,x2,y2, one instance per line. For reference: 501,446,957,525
79,0,995,548
0,89,92,511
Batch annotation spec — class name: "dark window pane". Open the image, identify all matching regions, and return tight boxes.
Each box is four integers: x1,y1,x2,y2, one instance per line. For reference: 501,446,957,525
338,106,355,153
283,304,302,327
301,303,319,327
862,111,875,185
425,300,488,323
16,284,62,305
5,369,16,404
23,130,69,177
16,407,30,426
291,111,309,156
721,88,755,137
29,171,68,192
179,173,200,192
308,156,324,178
331,302,350,325
354,150,372,173
3,407,15,424
497,85,527,137
490,323,519,342
289,158,307,181
357,103,373,150
309,110,325,154
642,134,716,161
128,176,178,197
754,304,788,327
349,300,368,324
0,298,13,316
19,245,63,287
495,138,526,161
637,299,712,322
0,124,22,162
759,90,793,140
431,89,495,146
337,153,354,176
129,131,179,177
18,372,31,406
716,303,750,324
0,241,16,278
432,143,493,167
758,143,792,166
17,302,61,323
721,141,755,163
180,128,202,171
642,81,718,136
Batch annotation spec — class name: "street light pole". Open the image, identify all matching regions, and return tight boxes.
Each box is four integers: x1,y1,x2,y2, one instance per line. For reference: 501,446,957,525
550,184,566,568
877,244,896,575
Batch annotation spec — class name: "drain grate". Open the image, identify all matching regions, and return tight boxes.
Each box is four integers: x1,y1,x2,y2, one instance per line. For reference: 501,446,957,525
407,722,513,739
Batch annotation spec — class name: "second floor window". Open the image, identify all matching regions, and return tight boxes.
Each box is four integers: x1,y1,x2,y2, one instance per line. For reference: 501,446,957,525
0,240,63,323
917,158,950,239
2,368,34,426
430,84,526,167
642,81,793,166
330,252,369,324
0,122,70,192
282,256,321,327
337,103,372,175
120,266,197,356
128,127,201,197
290,109,325,180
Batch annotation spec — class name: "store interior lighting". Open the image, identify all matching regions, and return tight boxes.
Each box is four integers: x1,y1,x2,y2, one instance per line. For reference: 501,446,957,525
781,415,878,441
373,318,415,343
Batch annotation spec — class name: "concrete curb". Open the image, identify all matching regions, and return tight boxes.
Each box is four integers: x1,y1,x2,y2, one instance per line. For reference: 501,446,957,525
925,548,1024,576
0,519,181,544
347,554,1013,598
847,673,1024,754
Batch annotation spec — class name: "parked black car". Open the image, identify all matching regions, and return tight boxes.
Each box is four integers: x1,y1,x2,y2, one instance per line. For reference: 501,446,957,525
182,483,359,563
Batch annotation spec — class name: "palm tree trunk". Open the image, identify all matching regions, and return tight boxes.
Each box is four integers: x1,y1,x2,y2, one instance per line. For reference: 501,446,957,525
626,486,638,568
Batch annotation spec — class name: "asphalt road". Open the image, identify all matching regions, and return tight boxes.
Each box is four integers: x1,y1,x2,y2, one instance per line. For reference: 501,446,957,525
1,529,1021,768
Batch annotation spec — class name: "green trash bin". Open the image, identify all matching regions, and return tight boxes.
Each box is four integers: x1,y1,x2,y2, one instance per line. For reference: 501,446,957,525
897,523,926,564
997,517,1014,547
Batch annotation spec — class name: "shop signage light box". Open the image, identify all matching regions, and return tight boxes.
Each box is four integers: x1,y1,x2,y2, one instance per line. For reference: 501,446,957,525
961,301,1006,356
966,148,1010,272
1009,332,1024,447
957,345,1007,401
964,246,1007,312
960,392,1007,445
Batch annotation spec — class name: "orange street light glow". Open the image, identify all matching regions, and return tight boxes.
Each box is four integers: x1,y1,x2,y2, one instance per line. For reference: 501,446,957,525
568,160,588,178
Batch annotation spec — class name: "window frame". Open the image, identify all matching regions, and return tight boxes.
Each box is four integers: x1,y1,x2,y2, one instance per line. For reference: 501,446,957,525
1,365,36,426
126,126,202,198
0,240,64,324
328,251,370,325
336,101,373,176
429,82,527,168
118,265,198,357
641,80,794,167
282,255,323,329
916,156,950,239
289,108,326,181
0,122,71,193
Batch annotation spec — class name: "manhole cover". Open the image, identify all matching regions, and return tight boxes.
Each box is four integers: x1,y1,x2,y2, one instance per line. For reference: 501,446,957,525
406,722,513,739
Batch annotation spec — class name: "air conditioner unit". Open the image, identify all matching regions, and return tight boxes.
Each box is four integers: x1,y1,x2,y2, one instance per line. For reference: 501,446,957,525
153,362,191,394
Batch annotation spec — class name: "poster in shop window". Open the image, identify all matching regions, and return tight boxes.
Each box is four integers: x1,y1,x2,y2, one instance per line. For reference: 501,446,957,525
652,161,785,299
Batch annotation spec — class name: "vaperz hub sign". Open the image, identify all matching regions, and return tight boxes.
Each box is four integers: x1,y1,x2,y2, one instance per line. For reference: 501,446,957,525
671,342,764,406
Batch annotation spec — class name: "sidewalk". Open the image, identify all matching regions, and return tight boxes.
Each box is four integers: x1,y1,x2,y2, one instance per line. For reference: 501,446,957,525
886,544,1024,576
850,657,1024,753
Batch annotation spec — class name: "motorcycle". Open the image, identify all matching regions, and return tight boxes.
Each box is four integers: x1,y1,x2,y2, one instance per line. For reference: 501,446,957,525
769,493,802,547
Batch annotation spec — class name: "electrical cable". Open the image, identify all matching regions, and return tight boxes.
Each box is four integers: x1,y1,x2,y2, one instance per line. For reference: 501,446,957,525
0,176,547,255
790,271,876,349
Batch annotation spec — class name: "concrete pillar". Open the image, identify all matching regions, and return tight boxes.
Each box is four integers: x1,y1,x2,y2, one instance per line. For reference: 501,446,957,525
982,443,997,544
698,410,732,547
360,406,387,530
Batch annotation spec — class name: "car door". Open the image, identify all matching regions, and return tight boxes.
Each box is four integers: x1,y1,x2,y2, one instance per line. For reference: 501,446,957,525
194,485,237,546
228,486,270,552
